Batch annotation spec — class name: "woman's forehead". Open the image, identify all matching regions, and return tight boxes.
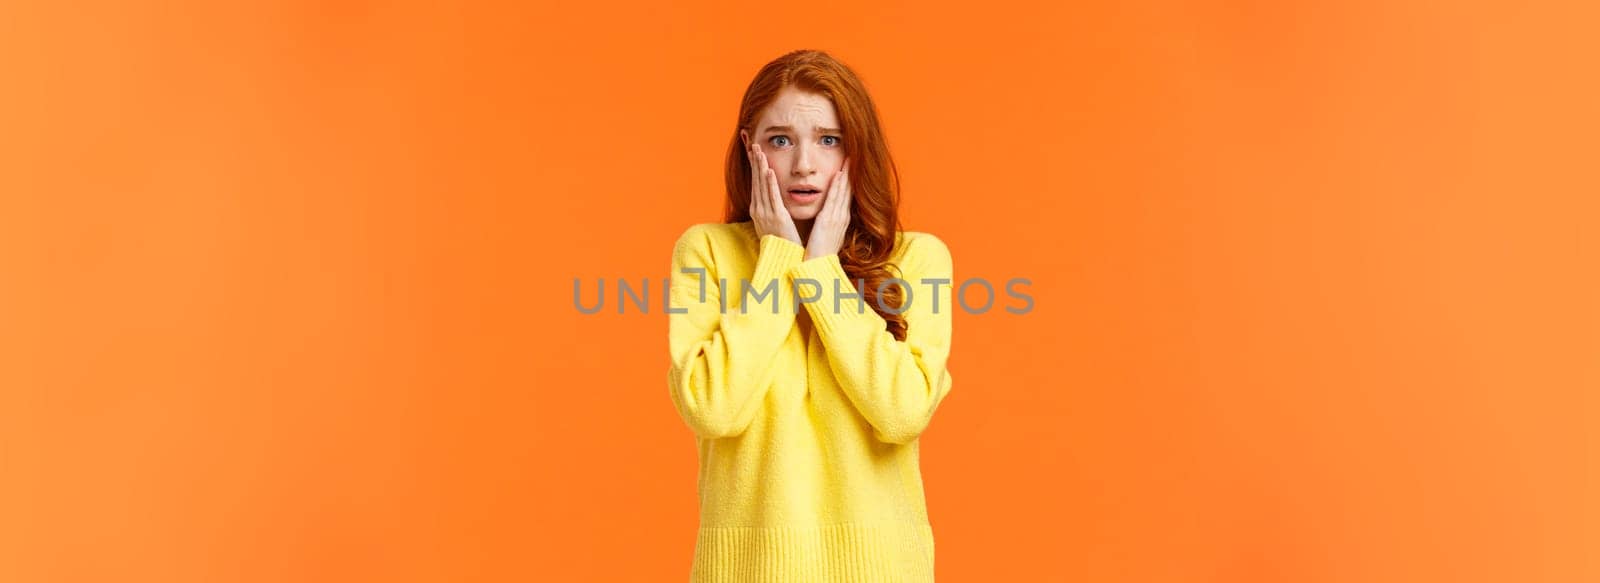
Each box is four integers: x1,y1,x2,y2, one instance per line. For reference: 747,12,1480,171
758,90,838,130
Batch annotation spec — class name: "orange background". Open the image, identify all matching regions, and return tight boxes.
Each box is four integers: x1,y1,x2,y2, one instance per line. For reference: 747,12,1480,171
3,1,1597,581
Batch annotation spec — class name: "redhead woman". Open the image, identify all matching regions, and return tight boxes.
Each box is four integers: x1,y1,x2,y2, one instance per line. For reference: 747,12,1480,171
667,49,955,582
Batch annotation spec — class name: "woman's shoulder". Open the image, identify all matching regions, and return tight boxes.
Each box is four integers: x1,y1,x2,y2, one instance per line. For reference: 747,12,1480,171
894,230,945,246
671,222,759,266
674,221,756,249
893,230,952,265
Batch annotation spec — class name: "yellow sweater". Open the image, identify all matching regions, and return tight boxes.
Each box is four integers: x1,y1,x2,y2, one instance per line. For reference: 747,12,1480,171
666,221,955,582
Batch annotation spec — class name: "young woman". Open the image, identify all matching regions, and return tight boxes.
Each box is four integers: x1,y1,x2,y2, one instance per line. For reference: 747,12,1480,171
667,50,955,582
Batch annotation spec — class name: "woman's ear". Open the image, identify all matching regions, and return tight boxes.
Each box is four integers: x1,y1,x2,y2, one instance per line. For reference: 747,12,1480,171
739,129,748,146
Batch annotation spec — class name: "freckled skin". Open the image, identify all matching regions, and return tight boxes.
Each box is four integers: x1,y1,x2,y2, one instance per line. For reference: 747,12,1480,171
751,88,845,232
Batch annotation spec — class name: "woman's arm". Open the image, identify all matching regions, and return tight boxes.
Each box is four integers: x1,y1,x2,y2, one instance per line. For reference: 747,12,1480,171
666,225,805,439
790,233,955,444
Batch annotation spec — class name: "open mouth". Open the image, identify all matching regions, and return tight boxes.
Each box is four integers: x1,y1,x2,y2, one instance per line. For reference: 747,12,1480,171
787,185,823,201
787,188,823,203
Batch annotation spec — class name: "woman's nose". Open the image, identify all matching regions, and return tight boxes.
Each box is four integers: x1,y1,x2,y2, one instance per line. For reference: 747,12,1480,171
792,145,817,176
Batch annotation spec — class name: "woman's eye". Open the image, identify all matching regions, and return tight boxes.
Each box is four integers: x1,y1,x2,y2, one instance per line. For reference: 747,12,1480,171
821,135,841,146
769,136,791,147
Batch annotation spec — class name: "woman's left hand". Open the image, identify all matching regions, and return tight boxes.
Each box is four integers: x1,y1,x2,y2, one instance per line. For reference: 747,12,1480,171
805,158,852,261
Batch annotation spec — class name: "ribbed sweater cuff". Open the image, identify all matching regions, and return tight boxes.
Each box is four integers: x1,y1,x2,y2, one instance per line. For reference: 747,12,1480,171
789,252,883,336
743,235,804,315
754,235,804,284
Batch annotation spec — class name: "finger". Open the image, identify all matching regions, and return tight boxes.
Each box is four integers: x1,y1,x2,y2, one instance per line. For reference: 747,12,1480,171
748,139,766,216
753,146,767,214
748,139,760,199
833,160,852,223
757,148,776,204
766,167,784,213
747,135,761,187
840,186,852,224
840,158,852,213
815,167,835,220
823,159,847,220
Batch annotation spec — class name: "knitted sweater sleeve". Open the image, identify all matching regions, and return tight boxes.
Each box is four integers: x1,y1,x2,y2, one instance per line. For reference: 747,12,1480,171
666,225,805,439
789,233,955,444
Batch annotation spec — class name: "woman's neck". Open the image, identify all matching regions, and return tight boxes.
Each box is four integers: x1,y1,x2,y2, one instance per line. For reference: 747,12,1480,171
793,218,814,246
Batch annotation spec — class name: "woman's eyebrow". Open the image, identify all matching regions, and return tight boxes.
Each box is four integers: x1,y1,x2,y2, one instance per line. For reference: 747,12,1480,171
761,125,843,134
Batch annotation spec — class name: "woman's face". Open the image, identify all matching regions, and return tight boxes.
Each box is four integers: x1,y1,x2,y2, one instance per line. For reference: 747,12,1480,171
743,87,845,222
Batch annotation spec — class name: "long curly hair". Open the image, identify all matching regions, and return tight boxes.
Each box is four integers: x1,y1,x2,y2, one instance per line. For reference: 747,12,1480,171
723,49,909,341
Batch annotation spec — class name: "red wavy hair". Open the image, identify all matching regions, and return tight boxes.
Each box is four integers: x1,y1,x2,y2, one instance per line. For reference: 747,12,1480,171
723,49,910,341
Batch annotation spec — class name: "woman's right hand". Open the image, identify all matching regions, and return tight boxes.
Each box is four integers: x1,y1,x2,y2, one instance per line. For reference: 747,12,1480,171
742,130,803,246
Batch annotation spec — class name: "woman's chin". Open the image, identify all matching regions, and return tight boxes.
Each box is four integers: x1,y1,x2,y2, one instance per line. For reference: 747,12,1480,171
784,202,824,220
